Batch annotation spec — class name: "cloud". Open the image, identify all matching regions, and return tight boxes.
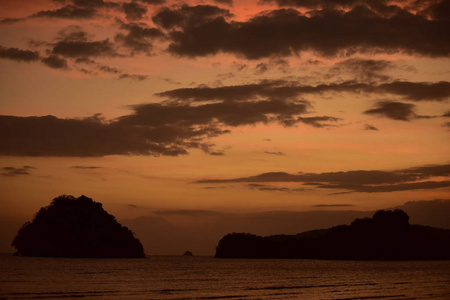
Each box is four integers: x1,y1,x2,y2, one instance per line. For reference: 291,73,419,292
443,111,450,118
31,6,97,19
98,65,120,74
41,55,68,69
0,46,40,62
2,166,36,177
0,90,320,157
248,183,305,192
153,210,222,216
52,38,117,59
157,4,449,59
296,116,340,127
0,18,24,24
313,181,450,193
196,163,450,193
214,0,233,5
379,81,450,101
43,27,118,60
118,73,148,81
152,4,232,30
115,22,164,54
72,166,103,169
313,204,355,207
364,124,379,131
364,100,416,121
157,80,450,103
331,58,395,82
122,2,148,21
264,151,285,155
31,0,120,20
138,0,166,4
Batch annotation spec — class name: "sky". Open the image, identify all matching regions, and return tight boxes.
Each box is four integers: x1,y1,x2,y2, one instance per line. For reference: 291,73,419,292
0,0,449,253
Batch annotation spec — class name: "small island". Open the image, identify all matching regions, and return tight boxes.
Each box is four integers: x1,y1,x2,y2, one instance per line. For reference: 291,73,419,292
215,209,450,260
183,251,193,256
12,195,145,258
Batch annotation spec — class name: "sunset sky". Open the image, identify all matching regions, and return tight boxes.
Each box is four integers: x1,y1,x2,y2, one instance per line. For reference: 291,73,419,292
0,0,449,252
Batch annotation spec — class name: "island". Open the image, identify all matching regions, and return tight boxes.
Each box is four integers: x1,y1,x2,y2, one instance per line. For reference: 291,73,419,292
215,209,450,260
183,251,193,256
11,195,145,258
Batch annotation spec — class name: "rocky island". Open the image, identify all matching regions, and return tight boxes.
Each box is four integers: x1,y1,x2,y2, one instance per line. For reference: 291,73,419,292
12,195,145,258
215,209,450,260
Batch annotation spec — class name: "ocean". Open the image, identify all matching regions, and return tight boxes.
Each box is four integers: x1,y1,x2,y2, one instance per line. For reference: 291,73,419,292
0,254,449,299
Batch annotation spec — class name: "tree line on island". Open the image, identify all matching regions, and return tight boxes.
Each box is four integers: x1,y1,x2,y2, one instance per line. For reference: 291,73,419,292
215,209,450,260
11,195,450,260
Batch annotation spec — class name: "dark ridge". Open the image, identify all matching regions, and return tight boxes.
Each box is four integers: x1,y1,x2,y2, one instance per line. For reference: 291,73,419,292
215,209,450,260
11,195,145,258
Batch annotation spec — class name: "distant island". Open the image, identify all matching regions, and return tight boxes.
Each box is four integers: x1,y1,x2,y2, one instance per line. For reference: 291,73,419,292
12,195,145,258
215,209,450,260
184,251,193,256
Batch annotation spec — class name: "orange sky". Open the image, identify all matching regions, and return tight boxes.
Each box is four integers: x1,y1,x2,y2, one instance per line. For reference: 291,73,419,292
0,0,449,253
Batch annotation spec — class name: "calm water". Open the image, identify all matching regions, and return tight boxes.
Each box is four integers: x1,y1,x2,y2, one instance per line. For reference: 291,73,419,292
0,254,449,299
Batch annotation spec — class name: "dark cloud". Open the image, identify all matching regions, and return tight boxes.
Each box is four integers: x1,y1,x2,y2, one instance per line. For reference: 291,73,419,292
364,124,379,131
119,99,311,128
314,180,450,193
255,63,269,74
379,81,450,101
152,4,232,30
41,55,68,69
72,166,103,169
32,6,97,19
313,204,355,207
443,111,450,118
0,46,40,62
196,163,450,193
265,151,285,155
54,0,119,9
2,166,36,177
157,4,448,59
364,101,415,121
47,27,118,60
27,0,120,21
52,36,117,59
261,0,397,10
98,65,120,74
115,22,164,54
421,0,450,21
442,122,450,128
331,58,394,82
157,80,450,103
138,0,166,4
154,209,222,216
0,18,24,24
214,0,233,5
118,73,148,81
296,116,340,127
248,183,305,192
122,2,148,21
0,89,319,157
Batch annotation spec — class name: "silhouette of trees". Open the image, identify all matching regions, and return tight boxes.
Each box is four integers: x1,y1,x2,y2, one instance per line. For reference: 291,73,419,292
215,210,450,260
12,195,145,258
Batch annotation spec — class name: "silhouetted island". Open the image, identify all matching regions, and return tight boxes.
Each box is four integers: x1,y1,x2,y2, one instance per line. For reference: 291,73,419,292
184,251,193,256
215,210,450,260
12,195,145,258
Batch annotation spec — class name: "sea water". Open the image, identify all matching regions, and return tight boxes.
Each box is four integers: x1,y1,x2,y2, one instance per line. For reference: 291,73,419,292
0,254,449,299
